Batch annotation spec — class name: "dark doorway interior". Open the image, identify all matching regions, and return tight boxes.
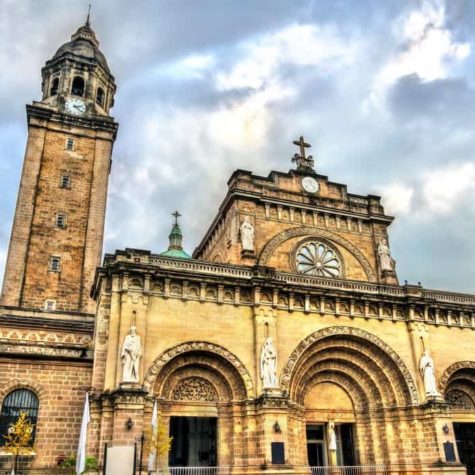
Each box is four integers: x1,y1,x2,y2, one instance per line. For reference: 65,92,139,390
307,424,326,466
169,416,217,467
339,423,356,466
454,423,475,475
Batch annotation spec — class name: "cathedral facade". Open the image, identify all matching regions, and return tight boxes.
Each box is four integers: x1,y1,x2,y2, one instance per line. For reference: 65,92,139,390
1,20,475,475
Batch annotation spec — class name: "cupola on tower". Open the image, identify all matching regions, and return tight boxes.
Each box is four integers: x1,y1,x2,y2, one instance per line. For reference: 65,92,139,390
0,17,118,313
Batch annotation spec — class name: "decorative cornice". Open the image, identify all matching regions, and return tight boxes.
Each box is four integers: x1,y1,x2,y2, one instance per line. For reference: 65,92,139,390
27,104,119,137
92,252,475,331
0,313,94,334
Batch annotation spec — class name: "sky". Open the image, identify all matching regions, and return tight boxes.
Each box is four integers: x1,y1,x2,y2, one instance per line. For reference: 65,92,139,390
0,0,474,293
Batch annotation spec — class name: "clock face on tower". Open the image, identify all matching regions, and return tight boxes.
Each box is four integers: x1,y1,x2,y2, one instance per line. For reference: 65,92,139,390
301,176,319,194
65,98,86,115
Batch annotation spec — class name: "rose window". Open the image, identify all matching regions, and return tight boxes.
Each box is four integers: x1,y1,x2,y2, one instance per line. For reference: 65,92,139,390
295,242,341,278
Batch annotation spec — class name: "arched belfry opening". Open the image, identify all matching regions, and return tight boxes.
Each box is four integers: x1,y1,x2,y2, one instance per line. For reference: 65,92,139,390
282,327,419,468
145,343,253,468
71,76,85,97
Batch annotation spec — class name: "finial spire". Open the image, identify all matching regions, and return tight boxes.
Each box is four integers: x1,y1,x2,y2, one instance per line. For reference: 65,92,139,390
291,135,315,172
86,4,91,26
159,211,191,259
172,210,181,226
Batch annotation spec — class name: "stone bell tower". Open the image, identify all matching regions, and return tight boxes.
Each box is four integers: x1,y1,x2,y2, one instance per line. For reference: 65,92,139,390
1,17,118,313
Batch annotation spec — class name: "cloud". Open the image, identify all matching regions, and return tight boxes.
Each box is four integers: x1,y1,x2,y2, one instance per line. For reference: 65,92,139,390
0,0,475,293
377,161,475,217
368,0,470,108
216,23,356,92
378,183,414,216
422,161,475,213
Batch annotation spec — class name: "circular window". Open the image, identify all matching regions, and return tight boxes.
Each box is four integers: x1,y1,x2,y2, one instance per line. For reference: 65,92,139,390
295,242,342,278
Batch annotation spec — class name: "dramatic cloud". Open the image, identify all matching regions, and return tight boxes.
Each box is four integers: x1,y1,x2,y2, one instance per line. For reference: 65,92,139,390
0,0,474,293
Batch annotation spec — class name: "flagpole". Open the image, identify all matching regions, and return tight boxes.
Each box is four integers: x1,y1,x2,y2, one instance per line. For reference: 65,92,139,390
75,388,92,475
147,399,158,473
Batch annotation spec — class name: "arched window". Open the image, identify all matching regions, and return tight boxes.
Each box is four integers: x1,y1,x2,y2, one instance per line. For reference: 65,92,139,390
50,77,59,96
96,87,105,108
0,389,39,446
71,76,85,97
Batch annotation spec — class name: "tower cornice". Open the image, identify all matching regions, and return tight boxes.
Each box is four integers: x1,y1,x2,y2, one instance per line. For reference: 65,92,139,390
26,103,119,138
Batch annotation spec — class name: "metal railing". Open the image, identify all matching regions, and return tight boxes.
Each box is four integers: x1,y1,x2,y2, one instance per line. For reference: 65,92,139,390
310,466,387,475
161,468,230,475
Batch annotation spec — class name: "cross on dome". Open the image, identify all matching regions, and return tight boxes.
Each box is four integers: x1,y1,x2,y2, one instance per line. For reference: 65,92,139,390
172,210,182,225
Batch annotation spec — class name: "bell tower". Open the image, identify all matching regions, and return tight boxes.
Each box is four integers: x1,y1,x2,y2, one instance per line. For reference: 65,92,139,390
1,18,118,313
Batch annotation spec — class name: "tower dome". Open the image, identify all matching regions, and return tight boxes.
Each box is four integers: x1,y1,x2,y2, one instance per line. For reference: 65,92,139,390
40,16,116,116
52,22,110,73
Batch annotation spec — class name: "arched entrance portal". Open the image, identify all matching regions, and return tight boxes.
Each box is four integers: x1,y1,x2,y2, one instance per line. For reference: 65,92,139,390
282,327,419,468
145,342,253,467
440,362,475,475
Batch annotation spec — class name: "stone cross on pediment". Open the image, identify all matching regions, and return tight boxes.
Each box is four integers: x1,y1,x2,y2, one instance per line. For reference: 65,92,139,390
291,136,315,171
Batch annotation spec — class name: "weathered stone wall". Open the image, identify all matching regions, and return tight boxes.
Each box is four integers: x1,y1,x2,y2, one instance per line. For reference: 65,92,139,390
1,107,116,314
0,359,92,468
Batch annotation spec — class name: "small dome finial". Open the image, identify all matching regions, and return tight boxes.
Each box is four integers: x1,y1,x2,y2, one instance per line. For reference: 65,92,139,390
159,211,191,259
172,210,181,226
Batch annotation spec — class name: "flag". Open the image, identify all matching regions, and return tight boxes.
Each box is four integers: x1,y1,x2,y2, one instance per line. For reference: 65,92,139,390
147,399,158,472
76,393,90,475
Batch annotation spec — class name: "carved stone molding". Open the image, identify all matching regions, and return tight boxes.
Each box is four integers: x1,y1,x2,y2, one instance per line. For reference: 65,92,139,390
258,227,377,282
172,377,218,402
144,341,255,397
439,361,475,393
446,389,475,410
0,329,92,346
0,342,92,360
280,326,419,405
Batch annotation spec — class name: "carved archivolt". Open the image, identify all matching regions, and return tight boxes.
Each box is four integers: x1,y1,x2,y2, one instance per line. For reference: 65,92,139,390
144,341,255,398
258,226,377,282
0,329,91,346
281,326,419,406
172,377,218,402
446,389,475,410
439,361,475,393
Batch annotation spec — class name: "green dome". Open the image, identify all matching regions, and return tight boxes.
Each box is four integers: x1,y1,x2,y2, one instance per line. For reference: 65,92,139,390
159,215,191,259
160,248,191,259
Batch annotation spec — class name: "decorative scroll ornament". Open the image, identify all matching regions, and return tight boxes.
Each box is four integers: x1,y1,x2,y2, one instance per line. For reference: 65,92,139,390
446,389,475,410
296,242,341,278
172,377,218,402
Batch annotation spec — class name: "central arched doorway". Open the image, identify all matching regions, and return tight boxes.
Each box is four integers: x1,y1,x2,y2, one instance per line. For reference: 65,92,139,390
145,342,254,468
282,327,419,469
304,382,356,466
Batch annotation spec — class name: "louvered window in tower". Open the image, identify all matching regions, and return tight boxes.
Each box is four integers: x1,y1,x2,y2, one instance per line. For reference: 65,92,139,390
50,77,59,96
71,76,85,97
96,87,105,107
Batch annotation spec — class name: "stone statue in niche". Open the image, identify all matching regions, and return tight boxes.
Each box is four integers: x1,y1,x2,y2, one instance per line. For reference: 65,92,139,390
419,350,441,397
240,216,254,252
260,337,278,388
328,421,337,451
121,326,142,383
378,238,395,272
